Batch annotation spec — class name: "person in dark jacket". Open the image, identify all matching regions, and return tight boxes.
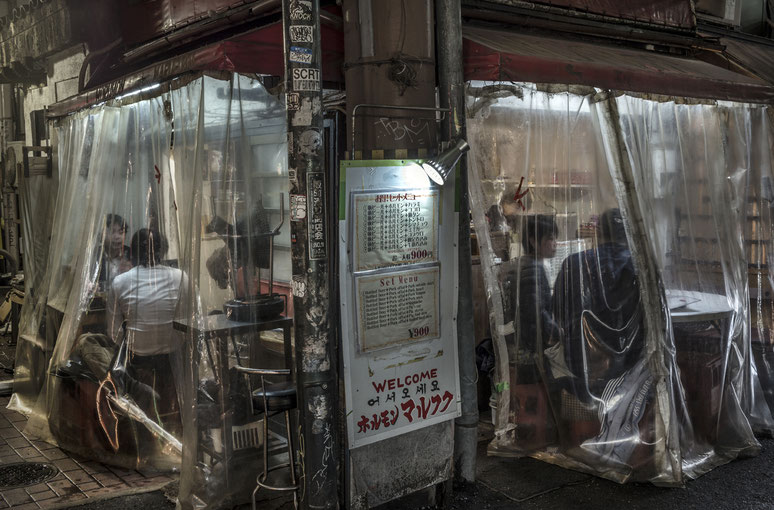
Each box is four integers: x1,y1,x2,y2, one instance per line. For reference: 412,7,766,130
502,214,562,383
553,208,643,399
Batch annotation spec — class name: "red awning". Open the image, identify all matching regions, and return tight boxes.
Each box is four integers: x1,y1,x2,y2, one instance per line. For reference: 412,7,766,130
162,22,343,82
463,25,774,103
50,21,344,117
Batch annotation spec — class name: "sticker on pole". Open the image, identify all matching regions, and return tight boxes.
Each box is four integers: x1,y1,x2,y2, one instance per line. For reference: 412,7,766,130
307,172,327,260
290,194,307,221
289,46,313,64
292,68,320,92
289,0,312,21
289,25,314,43
286,92,300,111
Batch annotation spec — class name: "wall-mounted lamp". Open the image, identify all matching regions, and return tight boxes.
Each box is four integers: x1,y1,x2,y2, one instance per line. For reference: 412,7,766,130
420,139,469,186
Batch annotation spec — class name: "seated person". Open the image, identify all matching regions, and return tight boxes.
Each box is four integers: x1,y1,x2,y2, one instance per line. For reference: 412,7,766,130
553,208,643,399
98,214,132,287
501,214,563,383
106,228,187,436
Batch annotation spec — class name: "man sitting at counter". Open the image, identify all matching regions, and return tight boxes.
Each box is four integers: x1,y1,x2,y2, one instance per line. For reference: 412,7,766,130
552,208,643,398
106,228,188,444
552,208,652,468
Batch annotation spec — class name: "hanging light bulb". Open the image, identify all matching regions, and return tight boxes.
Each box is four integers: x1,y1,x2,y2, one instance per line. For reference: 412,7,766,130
420,139,470,186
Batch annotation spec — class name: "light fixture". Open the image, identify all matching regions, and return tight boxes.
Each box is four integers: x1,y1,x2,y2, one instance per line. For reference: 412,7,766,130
420,139,470,186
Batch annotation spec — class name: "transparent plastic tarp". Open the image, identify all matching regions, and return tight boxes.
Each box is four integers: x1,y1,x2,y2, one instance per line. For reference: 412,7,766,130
745,108,774,427
467,82,773,485
11,146,59,415
13,73,291,508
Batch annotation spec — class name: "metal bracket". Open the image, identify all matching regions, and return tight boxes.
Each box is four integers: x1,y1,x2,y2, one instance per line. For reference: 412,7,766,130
22,146,52,178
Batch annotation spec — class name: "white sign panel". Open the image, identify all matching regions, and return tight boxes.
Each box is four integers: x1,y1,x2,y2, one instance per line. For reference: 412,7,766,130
339,161,461,449
355,266,440,352
353,189,439,271
351,357,458,447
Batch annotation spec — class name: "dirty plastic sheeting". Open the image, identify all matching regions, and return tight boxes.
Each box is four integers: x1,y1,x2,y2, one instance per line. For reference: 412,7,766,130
466,81,774,485
12,73,292,510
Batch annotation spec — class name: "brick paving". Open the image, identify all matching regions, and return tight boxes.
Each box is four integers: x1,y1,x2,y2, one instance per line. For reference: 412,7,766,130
0,396,175,509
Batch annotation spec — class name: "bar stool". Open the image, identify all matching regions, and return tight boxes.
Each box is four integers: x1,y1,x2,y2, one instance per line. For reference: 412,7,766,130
235,366,299,510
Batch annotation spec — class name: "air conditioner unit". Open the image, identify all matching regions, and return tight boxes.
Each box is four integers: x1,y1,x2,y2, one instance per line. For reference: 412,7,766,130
695,0,743,27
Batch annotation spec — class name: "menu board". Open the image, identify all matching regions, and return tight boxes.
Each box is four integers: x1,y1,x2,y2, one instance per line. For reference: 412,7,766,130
339,161,460,449
355,266,440,352
353,190,438,271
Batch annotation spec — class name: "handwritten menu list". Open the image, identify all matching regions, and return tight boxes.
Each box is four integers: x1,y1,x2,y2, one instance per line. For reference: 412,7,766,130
354,190,438,271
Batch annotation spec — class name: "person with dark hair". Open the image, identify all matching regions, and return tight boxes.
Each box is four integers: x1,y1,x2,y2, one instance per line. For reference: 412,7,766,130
553,208,643,398
98,213,132,286
108,228,184,355
106,228,188,443
501,214,563,381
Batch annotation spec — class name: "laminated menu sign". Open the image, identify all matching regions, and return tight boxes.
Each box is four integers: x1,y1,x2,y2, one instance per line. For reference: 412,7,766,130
355,266,440,352
339,160,461,449
353,189,439,271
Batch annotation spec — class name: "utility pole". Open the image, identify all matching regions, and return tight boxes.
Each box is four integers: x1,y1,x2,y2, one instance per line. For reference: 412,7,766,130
436,0,478,483
282,0,339,507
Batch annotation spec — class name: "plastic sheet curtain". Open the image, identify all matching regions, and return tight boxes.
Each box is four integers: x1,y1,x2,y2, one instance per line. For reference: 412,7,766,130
744,108,774,429
467,82,774,485
598,96,774,479
10,147,60,415
171,74,290,510
10,73,291,507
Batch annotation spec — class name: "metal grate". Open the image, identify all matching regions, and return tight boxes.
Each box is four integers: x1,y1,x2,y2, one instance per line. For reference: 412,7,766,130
0,462,59,489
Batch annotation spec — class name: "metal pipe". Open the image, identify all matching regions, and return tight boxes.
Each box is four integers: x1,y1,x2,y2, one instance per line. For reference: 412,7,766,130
350,103,450,158
436,0,478,483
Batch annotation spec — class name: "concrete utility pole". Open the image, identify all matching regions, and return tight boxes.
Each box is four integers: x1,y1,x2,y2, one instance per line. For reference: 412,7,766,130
282,0,339,508
435,0,478,483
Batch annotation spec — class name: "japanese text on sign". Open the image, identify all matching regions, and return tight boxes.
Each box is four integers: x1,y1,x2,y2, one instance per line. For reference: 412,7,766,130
355,266,440,351
355,366,456,440
353,189,438,271
307,172,327,260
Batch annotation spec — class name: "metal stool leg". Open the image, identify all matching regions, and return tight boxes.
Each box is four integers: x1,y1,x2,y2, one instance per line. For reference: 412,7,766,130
284,410,299,509
252,413,271,510
252,410,300,510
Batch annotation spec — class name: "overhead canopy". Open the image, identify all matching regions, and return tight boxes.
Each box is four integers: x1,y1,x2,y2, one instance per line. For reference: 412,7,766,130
49,21,344,117
717,35,774,87
523,0,695,29
463,25,774,103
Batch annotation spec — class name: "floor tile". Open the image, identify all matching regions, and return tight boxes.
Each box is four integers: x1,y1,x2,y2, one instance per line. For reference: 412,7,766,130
52,459,79,472
6,436,30,448
77,481,100,491
2,487,33,505
30,490,57,502
17,447,40,459
64,469,94,485
0,453,21,464
25,483,51,494
42,449,68,461
10,503,39,510
0,428,21,439
92,472,122,487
